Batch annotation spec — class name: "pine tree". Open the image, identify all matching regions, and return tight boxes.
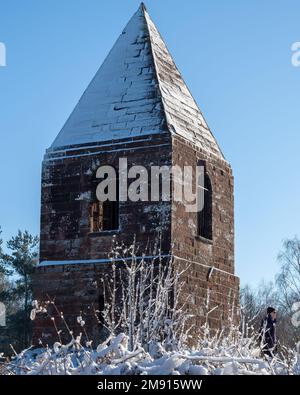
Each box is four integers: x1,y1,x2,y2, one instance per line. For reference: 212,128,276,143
0,230,39,348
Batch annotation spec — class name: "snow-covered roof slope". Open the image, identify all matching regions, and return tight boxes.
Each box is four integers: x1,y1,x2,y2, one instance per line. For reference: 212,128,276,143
50,3,224,160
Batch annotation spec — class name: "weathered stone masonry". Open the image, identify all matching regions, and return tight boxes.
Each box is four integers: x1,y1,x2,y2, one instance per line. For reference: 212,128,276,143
39,134,172,263
33,3,239,344
171,135,238,330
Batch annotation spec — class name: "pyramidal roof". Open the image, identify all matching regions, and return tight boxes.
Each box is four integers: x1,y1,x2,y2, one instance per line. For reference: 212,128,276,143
51,3,224,160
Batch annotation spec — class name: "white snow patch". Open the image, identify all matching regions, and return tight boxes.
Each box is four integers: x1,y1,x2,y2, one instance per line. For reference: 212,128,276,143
75,191,91,201
5,332,300,375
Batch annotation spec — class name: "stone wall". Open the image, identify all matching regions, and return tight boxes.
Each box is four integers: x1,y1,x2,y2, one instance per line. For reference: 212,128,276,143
171,135,240,331
33,133,240,345
39,133,172,263
34,134,172,344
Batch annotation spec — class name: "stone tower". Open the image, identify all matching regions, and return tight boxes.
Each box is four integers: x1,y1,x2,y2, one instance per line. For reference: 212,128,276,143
33,3,239,343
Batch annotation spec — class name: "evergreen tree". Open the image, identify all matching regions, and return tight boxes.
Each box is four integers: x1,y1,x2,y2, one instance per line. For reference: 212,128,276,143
0,230,39,348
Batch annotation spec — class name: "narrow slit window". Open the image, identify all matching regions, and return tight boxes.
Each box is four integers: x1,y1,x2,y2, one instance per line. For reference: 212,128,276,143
197,167,212,240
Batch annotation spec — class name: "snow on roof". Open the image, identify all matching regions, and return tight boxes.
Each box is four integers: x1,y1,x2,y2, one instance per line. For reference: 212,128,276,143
50,3,224,160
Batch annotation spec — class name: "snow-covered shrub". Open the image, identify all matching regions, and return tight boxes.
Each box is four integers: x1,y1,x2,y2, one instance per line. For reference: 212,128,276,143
1,239,300,375
96,238,194,352
2,325,300,375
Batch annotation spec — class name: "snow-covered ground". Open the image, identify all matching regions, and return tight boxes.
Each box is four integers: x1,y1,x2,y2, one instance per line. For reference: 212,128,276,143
2,331,300,375
1,255,299,375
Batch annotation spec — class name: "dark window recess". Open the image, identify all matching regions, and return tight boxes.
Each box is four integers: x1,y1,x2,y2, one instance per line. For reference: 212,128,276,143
90,200,119,232
90,170,119,232
197,171,213,240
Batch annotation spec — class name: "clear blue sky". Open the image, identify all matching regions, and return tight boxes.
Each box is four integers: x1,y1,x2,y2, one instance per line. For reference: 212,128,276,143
0,0,299,287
